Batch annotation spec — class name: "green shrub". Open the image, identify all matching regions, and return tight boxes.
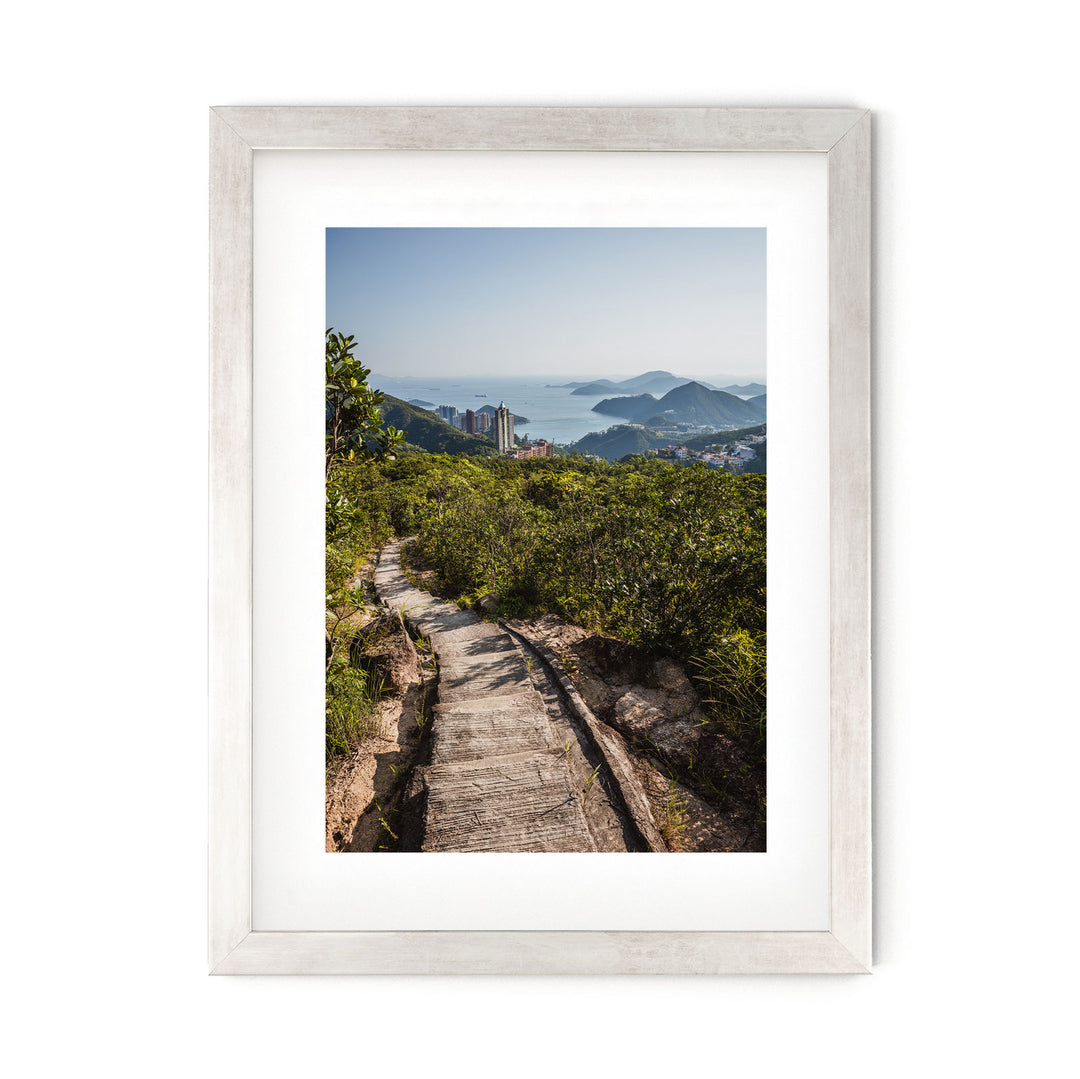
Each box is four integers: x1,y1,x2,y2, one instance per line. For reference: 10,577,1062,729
325,661,384,764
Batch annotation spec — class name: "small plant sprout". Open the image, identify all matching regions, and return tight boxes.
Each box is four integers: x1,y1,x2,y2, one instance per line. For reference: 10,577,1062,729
414,698,429,735
375,802,398,842
659,782,689,850
583,763,602,798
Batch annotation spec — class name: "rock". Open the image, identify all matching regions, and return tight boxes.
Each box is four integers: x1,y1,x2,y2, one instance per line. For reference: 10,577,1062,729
612,691,703,769
478,594,500,615
353,614,420,694
613,691,666,737
653,657,699,703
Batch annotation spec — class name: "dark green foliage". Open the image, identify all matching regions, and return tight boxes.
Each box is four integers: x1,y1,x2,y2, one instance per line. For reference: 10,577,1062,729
332,453,765,699
325,330,406,540
325,329,403,474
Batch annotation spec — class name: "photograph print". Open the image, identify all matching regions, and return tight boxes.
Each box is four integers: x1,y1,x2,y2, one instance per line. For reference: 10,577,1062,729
325,227,766,853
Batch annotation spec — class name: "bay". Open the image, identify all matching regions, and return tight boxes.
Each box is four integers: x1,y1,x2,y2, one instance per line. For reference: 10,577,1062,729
372,374,626,445
372,373,761,446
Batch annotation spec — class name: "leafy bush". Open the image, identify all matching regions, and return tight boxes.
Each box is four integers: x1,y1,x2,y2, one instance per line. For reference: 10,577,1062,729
327,448,767,765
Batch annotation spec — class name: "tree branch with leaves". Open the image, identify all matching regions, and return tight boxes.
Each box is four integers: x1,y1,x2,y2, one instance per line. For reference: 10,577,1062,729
325,328,404,537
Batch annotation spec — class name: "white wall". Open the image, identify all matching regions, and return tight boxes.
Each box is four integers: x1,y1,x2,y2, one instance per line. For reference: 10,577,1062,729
3,2,1076,1076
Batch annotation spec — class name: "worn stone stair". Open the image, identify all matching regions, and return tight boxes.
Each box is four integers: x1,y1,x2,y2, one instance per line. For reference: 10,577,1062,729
374,538,596,852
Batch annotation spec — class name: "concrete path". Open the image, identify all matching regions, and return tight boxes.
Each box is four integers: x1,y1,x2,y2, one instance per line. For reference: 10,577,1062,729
374,539,598,852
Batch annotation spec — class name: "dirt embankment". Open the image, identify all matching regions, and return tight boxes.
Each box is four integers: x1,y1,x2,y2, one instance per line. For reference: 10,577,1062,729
325,610,435,852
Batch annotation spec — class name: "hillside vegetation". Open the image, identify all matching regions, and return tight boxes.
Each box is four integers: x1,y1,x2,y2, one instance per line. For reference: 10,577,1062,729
328,452,766,765
328,337,766,779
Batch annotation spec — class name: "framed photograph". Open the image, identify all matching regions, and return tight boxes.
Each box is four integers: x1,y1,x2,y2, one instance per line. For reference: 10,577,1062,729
210,107,870,974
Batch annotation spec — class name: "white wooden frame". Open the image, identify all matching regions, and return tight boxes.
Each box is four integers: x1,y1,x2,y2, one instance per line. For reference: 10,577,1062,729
209,106,871,974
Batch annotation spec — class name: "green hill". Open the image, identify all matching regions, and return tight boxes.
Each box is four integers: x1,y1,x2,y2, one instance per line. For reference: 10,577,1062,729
377,395,497,456
592,382,764,427
648,382,764,426
591,393,661,421
682,423,766,451
566,425,668,461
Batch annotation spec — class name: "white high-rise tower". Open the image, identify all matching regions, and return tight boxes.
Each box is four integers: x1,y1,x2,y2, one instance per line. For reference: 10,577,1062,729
494,402,514,454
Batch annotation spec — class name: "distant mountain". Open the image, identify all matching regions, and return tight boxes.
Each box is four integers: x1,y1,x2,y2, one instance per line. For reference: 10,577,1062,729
593,382,764,427
718,382,767,396
748,393,766,413
570,371,715,397
591,393,661,421
615,370,692,395
566,425,668,461
649,382,765,426
569,380,620,396
615,369,676,391
376,395,496,456
408,398,435,408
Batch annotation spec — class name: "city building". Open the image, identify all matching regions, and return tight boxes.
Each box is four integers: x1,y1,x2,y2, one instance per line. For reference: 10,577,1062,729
494,402,514,454
437,404,460,425
510,439,554,460
476,411,491,433
464,408,476,434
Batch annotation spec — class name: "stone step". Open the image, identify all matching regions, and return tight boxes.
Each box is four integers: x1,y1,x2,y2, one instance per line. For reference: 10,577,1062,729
420,751,595,852
438,674,534,703
429,622,505,647
438,649,528,680
433,691,546,717
373,538,599,853
429,707,555,764
431,633,519,661
408,608,479,636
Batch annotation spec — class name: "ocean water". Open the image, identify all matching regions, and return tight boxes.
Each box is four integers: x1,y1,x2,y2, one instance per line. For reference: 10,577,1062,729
372,374,760,446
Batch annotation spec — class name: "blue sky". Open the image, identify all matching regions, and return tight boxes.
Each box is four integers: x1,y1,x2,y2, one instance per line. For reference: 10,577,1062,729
326,228,765,381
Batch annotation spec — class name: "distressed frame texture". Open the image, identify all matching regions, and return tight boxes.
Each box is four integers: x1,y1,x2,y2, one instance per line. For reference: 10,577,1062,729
209,106,871,975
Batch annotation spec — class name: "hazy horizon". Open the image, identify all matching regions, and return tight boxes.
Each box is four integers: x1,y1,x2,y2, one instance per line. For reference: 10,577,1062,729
326,228,766,381
370,370,766,390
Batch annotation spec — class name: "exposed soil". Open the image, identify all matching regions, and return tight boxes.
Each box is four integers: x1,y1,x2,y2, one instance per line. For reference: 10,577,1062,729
325,604,437,852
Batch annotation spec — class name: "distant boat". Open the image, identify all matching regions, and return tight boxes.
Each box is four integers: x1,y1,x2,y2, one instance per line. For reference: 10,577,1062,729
475,393,488,397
